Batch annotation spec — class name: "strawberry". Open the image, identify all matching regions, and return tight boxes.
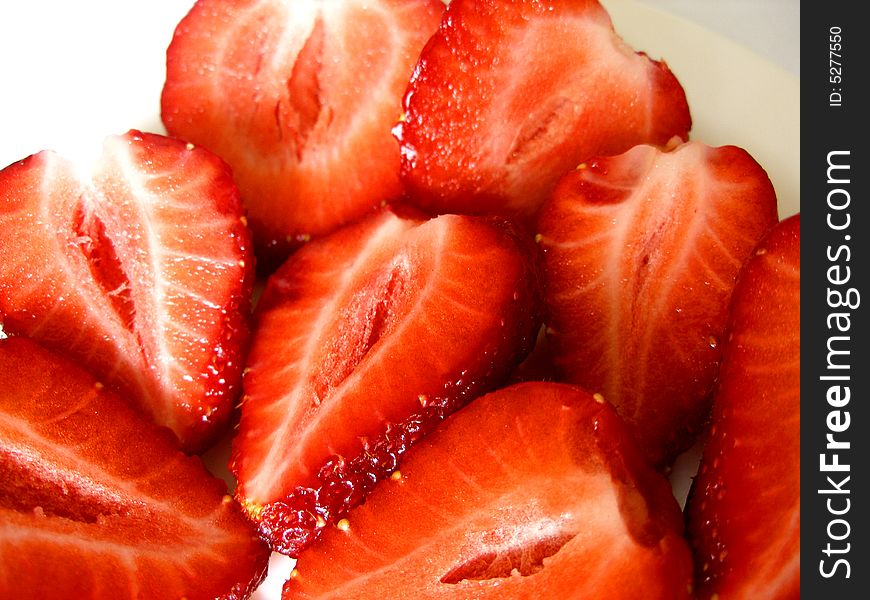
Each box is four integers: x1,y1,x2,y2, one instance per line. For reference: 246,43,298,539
231,208,541,556
0,130,253,453
537,141,779,467
394,0,691,221
284,382,694,599
0,337,270,600
685,214,800,599
161,0,444,265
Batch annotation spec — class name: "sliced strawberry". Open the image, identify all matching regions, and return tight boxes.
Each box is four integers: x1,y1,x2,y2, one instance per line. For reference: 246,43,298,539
394,0,691,221
0,337,269,600
537,141,779,467
284,382,693,599
0,130,253,452
161,0,444,265
686,214,800,599
231,208,541,556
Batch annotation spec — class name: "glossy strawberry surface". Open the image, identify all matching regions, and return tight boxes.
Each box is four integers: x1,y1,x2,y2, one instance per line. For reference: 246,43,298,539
538,141,778,466
162,0,444,264
285,382,694,599
396,0,691,221
0,337,270,600
0,130,253,452
232,208,541,555
686,214,800,599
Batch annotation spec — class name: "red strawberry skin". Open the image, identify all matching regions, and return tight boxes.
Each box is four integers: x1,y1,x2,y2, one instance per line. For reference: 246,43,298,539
0,130,254,453
686,214,800,599
0,337,269,600
162,0,444,264
395,0,691,221
231,208,541,556
284,382,694,599
538,141,779,467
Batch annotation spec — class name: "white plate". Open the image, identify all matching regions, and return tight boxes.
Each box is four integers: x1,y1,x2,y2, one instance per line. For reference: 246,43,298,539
1,1,799,599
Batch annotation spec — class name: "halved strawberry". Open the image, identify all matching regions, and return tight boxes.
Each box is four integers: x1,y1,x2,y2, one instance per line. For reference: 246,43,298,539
161,0,444,265
394,0,691,221
537,141,779,467
285,382,694,599
686,214,800,599
0,337,270,600
231,208,541,556
0,130,253,452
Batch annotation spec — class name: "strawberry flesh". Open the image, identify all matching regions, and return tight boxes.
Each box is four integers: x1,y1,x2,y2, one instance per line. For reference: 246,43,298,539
395,0,692,221
284,382,694,599
161,0,445,265
686,214,800,599
538,141,779,466
0,130,254,452
71,202,137,330
0,337,269,600
232,208,541,555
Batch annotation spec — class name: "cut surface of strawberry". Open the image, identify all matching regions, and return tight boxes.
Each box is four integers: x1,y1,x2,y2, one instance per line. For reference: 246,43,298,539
686,214,800,599
162,0,444,265
284,381,694,599
538,141,779,467
0,337,269,600
0,130,253,453
231,208,541,556
395,0,691,221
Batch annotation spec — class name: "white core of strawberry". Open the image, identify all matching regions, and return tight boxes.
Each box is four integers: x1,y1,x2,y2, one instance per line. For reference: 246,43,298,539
58,133,109,188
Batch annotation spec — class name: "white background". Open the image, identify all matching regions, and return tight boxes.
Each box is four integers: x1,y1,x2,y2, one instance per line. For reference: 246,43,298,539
637,0,800,76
